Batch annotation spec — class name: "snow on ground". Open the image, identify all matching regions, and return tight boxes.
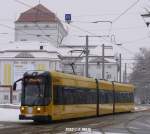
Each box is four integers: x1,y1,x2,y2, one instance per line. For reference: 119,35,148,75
0,108,20,122
134,105,150,112
0,108,32,122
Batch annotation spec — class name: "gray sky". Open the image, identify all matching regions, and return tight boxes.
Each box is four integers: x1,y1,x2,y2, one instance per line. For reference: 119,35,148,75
0,0,150,70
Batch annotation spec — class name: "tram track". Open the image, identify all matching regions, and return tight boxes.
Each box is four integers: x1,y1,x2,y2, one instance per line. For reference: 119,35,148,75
123,114,150,134
0,111,150,134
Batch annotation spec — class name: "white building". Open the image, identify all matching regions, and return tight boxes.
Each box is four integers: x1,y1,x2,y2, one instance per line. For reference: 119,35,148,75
15,4,67,46
0,4,119,105
0,41,63,86
0,4,119,85
0,86,21,104
0,4,120,104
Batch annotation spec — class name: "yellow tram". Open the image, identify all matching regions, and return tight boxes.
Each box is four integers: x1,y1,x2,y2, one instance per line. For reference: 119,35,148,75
13,71,135,122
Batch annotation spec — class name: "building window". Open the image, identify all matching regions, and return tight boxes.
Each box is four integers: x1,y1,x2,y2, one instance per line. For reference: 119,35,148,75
13,95,17,100
21,39,27,41
96,64,101,69
40,46,44,50
107,65,111,69
45,25,49,28
106,73,111,79
36,34,41,37
19,93,21,102
24,25,28,28
45,35,50,37
4,95,9,100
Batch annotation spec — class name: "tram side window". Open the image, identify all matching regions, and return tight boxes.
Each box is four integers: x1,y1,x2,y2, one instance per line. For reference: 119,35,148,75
120,92,125,103
100,90,105,103
99,90,113,104
74,89,84,104
114,92,134,103
121,92,133,103
115,92,126,103
115,92,120,103
54,86,98,105
63,87,74,104
129,93,134,102
53,86,64,104
44,77,51,98
127,93,131,102
107,91,113,103
60,86,98,104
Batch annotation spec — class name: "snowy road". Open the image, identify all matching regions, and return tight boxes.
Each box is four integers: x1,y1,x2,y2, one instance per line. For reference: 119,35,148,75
0,105,150,134
0,111,150,134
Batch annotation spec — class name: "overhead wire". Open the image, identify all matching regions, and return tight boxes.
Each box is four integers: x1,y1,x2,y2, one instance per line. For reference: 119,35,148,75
112,0,140,23
14,0,145,47
0,22,48,37
87,26,146,32
14,0,77,46
109,0,141,57
14,0,108,46
13,0,150,63
14,0,112,41
73,12,143,17
121,36,149,44
3,0,150,78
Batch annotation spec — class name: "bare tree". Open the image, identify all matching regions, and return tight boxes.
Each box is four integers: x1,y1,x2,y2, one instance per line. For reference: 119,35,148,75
130,48,150,104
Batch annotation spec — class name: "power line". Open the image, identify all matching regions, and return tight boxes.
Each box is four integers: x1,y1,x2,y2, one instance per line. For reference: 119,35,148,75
14,0,79,47
73,12,143,17
13,0,148,60
14,0,107,45
122,58,148,60
68,23,97,36
0,22,58,41
64,22,111,44
114,44,136,56
114,35,150,56
14,0,111,43
67,22,146,57
88,26,146,32
14,0,140,48
112,0,140,23
122,36,149,44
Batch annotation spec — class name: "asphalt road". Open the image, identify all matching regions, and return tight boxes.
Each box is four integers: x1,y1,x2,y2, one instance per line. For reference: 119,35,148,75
0,111,150,134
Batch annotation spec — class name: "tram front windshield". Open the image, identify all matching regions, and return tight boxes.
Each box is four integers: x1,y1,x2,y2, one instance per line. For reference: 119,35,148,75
22,77,51,106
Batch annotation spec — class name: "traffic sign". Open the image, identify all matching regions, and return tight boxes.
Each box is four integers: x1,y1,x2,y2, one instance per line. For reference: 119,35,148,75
65,14,71,24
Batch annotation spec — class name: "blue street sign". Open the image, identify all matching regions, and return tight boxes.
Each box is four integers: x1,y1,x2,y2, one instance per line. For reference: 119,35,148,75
65,14,71,23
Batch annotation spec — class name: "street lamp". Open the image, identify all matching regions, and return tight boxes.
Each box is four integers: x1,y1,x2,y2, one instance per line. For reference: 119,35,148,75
91,20,112,24
141,13,150,27
91,20,112,37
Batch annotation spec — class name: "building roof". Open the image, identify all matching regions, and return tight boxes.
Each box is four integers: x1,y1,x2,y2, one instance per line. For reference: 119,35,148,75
16,4,59,23
0,41,71,59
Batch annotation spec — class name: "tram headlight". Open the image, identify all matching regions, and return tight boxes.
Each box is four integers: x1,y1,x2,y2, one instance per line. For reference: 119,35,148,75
20,107,25,111
37,107,41,112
